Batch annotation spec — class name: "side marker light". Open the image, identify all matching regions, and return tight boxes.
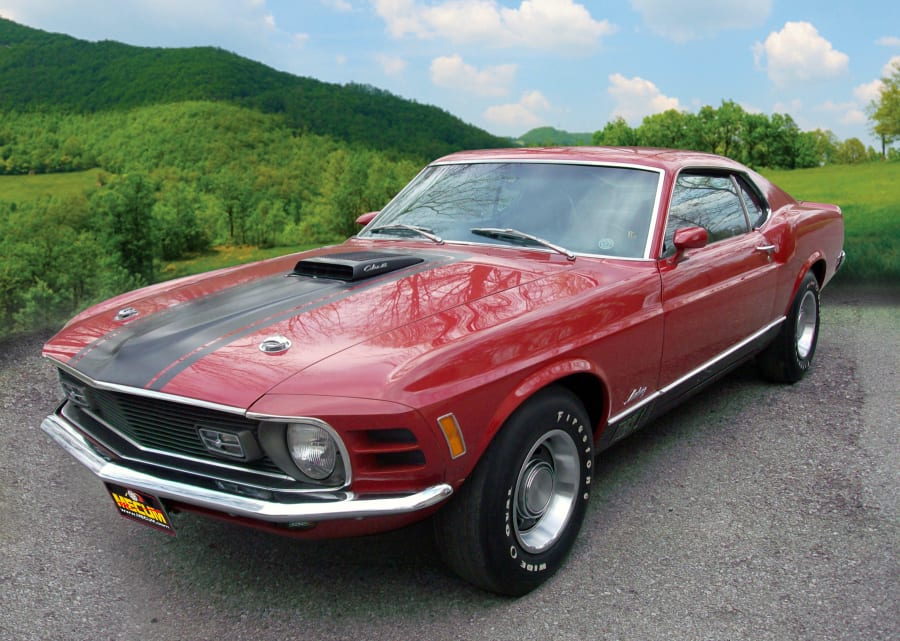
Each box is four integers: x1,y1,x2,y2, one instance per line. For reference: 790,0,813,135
437,413,466,459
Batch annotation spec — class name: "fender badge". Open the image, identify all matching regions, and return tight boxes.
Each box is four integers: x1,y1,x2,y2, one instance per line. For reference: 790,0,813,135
259,335,292,354
625,386,648,405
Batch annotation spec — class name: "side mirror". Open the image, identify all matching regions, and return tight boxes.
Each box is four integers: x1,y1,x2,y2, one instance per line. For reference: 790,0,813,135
673,226,708,250
671,226,708,261
356,211,379,226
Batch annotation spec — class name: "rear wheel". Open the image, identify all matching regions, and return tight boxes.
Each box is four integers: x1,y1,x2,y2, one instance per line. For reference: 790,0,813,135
433,386,594,596
758,271,820,383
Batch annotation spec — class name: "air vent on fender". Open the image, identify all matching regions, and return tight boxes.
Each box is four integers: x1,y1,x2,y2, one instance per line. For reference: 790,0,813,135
292,251,424,282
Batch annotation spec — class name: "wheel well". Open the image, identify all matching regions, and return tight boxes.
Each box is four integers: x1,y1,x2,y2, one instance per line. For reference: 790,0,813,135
810,258,826,287
554,373,606,435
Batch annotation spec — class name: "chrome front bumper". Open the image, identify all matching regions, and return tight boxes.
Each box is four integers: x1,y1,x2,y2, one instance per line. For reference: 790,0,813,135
41,412,453,523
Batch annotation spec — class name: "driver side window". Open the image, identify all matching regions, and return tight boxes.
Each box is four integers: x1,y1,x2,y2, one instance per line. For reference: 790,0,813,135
662,171,751,256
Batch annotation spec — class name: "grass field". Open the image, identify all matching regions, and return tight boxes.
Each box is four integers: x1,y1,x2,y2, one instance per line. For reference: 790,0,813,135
763,162,899,283
158,243,323,281
0,169,100,201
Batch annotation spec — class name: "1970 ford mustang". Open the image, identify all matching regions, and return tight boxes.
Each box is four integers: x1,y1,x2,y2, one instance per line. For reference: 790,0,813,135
41,147,844,595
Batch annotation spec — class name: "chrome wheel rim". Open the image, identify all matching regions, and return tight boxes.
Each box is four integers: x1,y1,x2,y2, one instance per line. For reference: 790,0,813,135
513,429,579,554
795,289,818,359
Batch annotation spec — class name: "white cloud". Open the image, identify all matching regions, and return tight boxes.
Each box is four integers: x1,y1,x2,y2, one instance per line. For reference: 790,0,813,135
483,90,552,132
816,100,866,124
372,0,616,52
772,99,803,115
0,6,20,20
883,55,900,77
876,36,900,47
841,110,867,125
430,54,515,96
608,73,681,123
740,102,764,115
854,79,883,104
322,0,353,11
377,53,408,75
630,0,771,42
753,22,849,87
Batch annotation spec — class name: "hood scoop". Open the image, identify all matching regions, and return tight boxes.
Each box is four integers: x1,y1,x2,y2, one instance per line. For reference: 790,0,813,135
292,251,424,282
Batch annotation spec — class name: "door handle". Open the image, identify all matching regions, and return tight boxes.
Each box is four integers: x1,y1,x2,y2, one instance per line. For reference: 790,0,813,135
755,244,776,254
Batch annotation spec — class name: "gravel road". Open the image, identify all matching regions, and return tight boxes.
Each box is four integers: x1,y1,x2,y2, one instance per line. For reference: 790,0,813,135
1,284,897,641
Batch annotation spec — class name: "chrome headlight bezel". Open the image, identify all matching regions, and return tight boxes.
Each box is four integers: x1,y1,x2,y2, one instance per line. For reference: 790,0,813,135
256,417,350,487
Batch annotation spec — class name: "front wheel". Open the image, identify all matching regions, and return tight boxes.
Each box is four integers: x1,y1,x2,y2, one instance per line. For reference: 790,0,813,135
433,387,594,596
758,271,820,383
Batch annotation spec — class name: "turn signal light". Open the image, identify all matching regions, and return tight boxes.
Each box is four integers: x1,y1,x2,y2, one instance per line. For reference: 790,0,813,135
437,413,466,459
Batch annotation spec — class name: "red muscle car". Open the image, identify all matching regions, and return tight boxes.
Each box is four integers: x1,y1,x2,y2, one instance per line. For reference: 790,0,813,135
41,147,845,595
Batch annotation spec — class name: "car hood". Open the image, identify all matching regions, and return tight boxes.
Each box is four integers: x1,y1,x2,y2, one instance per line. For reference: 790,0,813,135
44,242,582,408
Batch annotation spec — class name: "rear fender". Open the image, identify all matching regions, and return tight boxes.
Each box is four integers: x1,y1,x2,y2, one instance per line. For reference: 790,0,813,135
783,252,826,315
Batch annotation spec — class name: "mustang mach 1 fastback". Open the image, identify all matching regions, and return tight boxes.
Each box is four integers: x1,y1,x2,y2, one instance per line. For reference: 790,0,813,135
41,147,844,595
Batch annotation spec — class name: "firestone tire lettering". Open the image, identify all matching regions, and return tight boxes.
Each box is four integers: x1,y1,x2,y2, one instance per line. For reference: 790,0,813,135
433,386,594,596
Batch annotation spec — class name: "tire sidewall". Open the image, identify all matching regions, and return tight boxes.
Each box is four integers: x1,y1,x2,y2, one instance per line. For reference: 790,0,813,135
789,273,820,376
481,388,593,593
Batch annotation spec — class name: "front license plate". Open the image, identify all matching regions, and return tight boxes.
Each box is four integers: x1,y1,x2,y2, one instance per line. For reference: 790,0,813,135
106,483,176,535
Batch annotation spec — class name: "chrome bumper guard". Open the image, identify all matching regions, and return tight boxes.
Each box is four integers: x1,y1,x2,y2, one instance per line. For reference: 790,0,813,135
41,412,453,523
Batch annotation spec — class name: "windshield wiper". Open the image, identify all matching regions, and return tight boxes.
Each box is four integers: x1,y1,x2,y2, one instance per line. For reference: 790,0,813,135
470,227,575,261
368,224,444,244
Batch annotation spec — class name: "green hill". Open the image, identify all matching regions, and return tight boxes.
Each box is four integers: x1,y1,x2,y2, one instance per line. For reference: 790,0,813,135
0,18,509,159
518,127,594,146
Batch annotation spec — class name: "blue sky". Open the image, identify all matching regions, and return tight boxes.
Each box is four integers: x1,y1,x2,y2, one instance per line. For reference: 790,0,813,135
2,1,898,144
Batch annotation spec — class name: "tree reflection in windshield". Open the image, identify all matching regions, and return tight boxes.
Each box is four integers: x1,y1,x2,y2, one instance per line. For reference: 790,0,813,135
360,162,661,258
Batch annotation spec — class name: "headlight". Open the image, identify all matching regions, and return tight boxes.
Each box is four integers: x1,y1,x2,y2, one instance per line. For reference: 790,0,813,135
286,423,338,480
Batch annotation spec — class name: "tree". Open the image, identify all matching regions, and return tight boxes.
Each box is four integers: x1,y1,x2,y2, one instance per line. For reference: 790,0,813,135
764,113,803,169
592,117,637,146
799,129,839,166
692,101,746,158
0,196,136,337
869,61,900,159
152,182,210,259
636,110,692,149
89,173,157,284
835,138,868,164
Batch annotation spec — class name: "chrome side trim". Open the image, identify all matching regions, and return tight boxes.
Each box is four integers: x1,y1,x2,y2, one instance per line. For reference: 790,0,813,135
607,316,785,425
41,412,453,523
48,356,248,416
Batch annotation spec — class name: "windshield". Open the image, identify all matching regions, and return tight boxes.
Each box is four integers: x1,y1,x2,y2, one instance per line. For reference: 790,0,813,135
359,162,661,258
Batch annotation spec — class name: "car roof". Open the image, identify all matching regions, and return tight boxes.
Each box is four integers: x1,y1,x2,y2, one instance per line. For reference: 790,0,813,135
432,146,746,173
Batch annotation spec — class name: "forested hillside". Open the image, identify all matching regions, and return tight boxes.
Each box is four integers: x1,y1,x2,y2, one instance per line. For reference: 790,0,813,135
0,102,428,336
0,18,508,159
0,17,517,338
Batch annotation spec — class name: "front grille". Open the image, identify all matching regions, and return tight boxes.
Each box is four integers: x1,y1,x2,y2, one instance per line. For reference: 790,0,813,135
60,371,281,475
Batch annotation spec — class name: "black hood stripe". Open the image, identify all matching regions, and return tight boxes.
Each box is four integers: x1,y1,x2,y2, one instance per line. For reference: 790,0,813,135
68,252,462,391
